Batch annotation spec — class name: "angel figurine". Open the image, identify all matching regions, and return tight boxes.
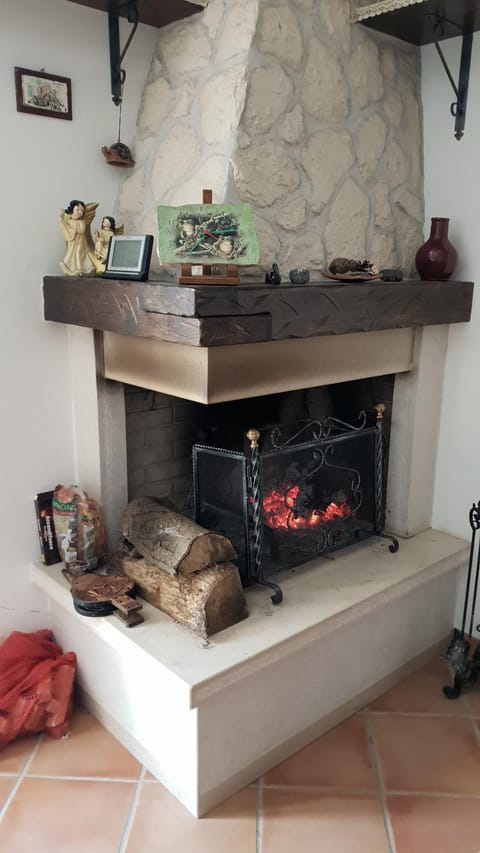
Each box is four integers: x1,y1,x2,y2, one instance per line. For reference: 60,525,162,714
59,200,100,276
94,215,124,272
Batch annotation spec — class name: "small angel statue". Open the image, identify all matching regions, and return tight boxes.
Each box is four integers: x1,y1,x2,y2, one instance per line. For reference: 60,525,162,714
59,200,99,276
94,216,124,272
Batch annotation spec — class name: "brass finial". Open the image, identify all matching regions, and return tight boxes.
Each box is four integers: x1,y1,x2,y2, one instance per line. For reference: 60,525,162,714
246,428,260,449
375,403,386,420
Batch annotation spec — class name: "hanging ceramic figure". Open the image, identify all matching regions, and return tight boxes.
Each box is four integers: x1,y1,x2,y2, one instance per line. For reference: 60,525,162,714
94,215,124,272
59,200,99,276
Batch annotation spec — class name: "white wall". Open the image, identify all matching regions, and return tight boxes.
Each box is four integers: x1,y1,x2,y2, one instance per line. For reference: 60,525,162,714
0,0,156,636
422,35,480,542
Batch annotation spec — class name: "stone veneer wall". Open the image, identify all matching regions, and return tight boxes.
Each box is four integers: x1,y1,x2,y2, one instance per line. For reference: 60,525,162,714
117,0,424,277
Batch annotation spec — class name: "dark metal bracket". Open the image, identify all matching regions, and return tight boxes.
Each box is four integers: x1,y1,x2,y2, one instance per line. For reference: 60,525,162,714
109,1,139,106
427,14,473,140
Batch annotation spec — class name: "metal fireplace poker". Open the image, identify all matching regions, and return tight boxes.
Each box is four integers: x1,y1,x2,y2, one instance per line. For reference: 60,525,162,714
193,404,399,605
443,500,480,699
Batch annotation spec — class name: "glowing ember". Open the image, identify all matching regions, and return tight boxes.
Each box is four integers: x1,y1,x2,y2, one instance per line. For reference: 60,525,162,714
262,483,352,530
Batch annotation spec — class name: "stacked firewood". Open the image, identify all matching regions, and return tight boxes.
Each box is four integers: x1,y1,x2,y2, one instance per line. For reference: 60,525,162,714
114,497,248,638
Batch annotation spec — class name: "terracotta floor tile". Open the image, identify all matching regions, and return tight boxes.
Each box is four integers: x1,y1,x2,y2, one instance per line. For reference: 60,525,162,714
0,777,16,809
463,686,480,717
126,782,257,852
3,658,480,849
0,778,135,853
264,713,377,790
371,714,480,795
143,770,159,782
370,657,468,715
28,707,141,779
0,734,38,774
387,794,480,853
261,789,389,853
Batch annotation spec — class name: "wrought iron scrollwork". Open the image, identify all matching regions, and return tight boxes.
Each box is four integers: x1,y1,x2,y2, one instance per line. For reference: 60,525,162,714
323,411,368,438
322,445,363,516
270,420,323,449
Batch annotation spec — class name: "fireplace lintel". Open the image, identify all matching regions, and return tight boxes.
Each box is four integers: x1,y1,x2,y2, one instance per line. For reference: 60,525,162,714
43,275,473,403
101,327,414,403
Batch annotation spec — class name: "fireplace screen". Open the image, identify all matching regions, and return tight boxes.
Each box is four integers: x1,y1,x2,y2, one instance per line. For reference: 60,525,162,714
193,410,396,600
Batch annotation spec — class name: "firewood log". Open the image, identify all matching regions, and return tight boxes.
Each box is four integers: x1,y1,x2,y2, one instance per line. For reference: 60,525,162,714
121,497,237,577
121,555,248,637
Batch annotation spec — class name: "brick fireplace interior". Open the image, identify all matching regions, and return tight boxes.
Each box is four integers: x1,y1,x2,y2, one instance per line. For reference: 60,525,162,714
123,376,395,591
124,375,394,515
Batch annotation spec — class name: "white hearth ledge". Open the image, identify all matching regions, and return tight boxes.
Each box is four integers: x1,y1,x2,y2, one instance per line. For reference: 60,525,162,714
32,529,468,817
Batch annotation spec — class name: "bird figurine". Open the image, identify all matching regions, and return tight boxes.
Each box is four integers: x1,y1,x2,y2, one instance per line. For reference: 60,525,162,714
101,142,134,168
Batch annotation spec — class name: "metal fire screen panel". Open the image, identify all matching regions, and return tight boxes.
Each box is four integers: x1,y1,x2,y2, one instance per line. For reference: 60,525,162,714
193,413,392,590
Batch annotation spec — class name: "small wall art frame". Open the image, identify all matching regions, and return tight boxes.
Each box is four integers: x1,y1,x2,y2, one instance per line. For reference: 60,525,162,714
14,66,72,120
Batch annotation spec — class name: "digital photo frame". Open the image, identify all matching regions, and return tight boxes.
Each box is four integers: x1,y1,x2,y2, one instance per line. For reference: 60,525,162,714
102,234,154,281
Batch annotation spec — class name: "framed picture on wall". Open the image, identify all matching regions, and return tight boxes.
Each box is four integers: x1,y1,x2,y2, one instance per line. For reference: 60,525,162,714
14,66,72,120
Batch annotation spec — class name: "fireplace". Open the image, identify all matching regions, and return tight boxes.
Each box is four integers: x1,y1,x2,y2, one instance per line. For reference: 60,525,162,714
122,374,397,595
37,276,473,817
193,407,397,598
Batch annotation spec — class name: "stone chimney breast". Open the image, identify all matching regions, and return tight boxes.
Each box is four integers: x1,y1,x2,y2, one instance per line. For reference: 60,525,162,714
117,0,423,277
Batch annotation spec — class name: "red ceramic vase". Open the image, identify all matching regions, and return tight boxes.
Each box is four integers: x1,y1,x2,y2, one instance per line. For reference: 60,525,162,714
415,217,458,281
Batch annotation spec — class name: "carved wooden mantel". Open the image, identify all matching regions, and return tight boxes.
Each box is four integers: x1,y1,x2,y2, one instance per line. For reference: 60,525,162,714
43,276,474,402
43,276,473,346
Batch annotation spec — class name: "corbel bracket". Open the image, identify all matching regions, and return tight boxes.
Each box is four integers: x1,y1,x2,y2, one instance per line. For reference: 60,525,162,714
108,1,139,106
428,14,473,141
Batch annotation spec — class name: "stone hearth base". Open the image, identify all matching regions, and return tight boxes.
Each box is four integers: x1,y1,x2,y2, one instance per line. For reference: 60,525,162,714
32,529,468,817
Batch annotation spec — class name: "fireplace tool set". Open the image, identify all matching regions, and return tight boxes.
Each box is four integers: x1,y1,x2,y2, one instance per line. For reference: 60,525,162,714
443,500,480,699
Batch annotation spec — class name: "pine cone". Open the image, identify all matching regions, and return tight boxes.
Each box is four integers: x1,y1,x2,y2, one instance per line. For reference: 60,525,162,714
329,257,375,275
329,257,358,274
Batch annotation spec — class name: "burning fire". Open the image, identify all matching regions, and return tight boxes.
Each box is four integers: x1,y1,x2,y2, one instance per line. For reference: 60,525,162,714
262,484,352,530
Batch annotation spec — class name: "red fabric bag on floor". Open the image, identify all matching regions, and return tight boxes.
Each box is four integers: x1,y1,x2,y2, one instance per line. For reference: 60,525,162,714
0,629,76,749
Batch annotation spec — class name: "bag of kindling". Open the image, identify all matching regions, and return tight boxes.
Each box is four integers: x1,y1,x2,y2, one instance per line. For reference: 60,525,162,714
53,484,107,572
0,630,77,749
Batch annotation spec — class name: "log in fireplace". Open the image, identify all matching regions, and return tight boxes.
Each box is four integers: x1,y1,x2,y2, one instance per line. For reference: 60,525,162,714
193,405,398,603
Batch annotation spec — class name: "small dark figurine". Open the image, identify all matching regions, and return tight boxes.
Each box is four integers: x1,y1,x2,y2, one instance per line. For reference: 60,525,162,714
380,268,403,282
289,268,310,284
265,263,281,285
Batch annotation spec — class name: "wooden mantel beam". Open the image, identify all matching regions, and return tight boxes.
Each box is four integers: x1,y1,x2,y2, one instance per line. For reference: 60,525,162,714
43,276,474,348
